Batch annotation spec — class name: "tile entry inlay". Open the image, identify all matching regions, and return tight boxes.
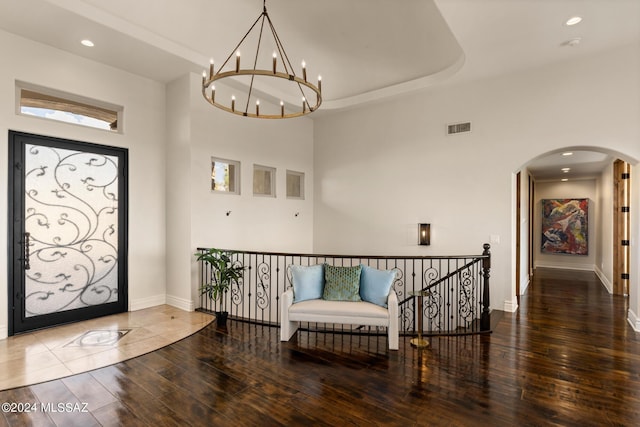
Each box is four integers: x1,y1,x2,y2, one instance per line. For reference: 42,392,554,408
64,329,131,347
0,305,214,390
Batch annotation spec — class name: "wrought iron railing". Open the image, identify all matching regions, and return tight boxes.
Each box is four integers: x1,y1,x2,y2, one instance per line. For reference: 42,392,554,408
196,244,491,336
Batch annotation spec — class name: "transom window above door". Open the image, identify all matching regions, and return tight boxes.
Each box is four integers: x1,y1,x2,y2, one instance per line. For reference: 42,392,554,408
16,81,122,132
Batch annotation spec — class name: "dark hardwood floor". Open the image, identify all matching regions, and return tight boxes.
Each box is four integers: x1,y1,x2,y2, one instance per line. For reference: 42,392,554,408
2,268,639,426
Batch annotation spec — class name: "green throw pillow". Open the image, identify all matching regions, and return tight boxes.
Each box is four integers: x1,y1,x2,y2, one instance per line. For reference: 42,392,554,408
322,264,362,301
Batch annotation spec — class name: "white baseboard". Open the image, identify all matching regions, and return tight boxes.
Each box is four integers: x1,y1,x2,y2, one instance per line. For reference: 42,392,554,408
503,299,518,312
0,325,7,340
594,266,613,293
628,309,640,332
535,263,595,272
130,294,166,311
520,277,531,296
166,294,194,311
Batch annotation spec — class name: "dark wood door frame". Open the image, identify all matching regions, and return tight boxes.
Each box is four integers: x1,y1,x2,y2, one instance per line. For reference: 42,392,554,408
529,174,534,280
613,159,630,296
516,172,521,305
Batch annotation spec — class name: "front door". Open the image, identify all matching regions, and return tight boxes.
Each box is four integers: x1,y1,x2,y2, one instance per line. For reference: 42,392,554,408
8,131,128,335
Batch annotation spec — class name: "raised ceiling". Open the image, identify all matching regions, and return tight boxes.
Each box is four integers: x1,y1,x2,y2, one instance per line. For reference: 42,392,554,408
0,0,464,109
0,0,638,111
0,0,638,179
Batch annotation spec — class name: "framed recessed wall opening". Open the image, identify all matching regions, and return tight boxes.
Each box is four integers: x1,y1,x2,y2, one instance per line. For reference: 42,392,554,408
16,81,123,133
211,157,240,194
253,164,276,197
286,170,305,200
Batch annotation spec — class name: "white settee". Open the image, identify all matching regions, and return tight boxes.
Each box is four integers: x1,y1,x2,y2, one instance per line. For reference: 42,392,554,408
280,288,399,350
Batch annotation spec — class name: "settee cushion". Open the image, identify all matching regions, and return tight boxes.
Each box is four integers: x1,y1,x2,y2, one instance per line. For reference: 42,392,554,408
360,265,396,308
289,299,389,319
291,264,324,303
280,288,399,350
322,264,362,302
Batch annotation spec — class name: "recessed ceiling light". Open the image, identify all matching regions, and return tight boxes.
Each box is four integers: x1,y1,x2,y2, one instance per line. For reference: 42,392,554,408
561,178,569,182
562,152,573,156
561,168,571,172
81,39,94,47
565,37,582,47
566,16,582,26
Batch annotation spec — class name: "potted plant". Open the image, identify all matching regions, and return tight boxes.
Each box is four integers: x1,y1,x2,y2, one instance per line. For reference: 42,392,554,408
195,248,245,326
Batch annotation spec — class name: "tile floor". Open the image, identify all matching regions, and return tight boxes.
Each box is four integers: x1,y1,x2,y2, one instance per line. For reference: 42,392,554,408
0,305,213,390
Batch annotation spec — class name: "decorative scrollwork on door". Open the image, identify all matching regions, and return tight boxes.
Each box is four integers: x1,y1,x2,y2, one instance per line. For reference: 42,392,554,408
24,144,119,317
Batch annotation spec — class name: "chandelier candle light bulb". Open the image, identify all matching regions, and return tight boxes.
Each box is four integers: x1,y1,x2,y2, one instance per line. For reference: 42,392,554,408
235,51,240,72
272,52,277,73
231,95,235,112
318,75,322,92
256,99,260,116
302,60,307,81
280,100,284,117
211,85,215,103
209,59,214,79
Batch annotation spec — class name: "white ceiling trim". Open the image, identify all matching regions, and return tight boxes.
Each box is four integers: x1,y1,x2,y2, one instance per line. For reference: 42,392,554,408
322,54,466,111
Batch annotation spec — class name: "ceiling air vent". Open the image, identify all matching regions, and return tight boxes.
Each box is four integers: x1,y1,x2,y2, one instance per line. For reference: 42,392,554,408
447,122,471,135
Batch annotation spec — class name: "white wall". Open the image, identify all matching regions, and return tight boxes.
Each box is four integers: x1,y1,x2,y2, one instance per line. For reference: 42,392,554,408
629,164,640,330
596,163,614,292
0,30,167,337
518,170,531,296
165,74,193,310
183,73,315,308
188,73,314,254
534,179,597,271
313,43,640,314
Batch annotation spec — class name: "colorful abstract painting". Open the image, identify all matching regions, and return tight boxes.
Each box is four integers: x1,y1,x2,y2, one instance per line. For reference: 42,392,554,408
541,198,588,255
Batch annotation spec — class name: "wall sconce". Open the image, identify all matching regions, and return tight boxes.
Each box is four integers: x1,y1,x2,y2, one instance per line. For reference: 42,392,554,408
418,223,430,245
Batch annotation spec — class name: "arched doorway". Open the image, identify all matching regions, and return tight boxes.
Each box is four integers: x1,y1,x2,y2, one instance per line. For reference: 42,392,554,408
515,147,637,306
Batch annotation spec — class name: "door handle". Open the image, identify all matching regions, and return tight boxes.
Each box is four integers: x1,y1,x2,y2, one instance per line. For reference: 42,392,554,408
24,231,30,270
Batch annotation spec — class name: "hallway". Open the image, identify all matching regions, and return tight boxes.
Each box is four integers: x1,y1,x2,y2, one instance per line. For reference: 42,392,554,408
0,268,638,426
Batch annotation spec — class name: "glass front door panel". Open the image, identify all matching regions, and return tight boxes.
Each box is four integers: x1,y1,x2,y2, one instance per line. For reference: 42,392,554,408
23,143,119,317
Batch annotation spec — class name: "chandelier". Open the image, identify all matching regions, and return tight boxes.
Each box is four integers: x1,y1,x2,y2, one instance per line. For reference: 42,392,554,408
201,0,322,119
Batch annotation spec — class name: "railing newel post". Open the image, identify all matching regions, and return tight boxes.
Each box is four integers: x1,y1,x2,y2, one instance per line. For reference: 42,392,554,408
481,243,491,331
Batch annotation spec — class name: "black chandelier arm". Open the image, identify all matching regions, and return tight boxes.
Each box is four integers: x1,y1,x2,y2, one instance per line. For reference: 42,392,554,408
217,11,266,73
265,11,294,76
300,82,312,112
244,12,268,114
263,10,311,106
